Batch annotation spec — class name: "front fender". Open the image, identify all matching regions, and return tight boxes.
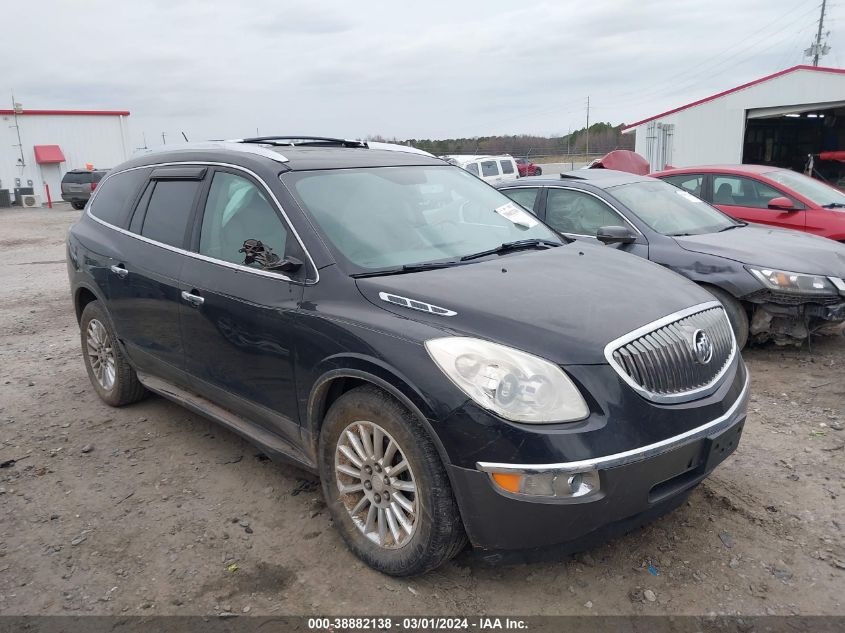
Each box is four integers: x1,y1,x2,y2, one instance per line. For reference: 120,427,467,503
304,356,449,465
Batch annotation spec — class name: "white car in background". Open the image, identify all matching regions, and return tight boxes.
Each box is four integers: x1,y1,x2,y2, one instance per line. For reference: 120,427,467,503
443,154,520,185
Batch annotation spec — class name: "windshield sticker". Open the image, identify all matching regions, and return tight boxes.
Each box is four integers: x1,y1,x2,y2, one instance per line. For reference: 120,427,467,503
494,202,539,228
676,189,705,204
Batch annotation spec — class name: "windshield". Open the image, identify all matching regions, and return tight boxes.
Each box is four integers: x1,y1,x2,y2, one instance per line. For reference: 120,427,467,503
285,165,562,272
610,180,737,235
763,169,845,207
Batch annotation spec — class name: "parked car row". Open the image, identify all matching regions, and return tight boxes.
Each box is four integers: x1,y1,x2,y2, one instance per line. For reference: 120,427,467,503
66,138,843,576
499,171,845,347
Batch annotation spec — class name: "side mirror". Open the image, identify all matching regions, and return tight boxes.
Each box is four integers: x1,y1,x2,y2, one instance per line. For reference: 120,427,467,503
596,225,637,245
768,196,795,211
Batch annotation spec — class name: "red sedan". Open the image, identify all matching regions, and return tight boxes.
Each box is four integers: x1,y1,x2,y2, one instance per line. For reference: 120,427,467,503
651,165,845,242
515,157,542,177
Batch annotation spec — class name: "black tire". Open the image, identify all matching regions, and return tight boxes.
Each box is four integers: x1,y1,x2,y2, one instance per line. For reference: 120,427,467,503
702,285,749,349
319,385,467,576
71,201,85,210
79,301,147,406
534,167,542,176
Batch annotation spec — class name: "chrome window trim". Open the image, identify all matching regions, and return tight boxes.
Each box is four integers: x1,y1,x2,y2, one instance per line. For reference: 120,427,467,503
477,369,749,476
86,161,319,285
603,300,737,404
544,185,644,239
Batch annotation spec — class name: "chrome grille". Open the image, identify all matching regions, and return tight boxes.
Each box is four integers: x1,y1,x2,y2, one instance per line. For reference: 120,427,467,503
606,303,736,403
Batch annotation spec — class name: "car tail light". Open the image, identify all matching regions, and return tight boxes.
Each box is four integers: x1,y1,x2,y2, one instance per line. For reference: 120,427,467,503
90,182,97,192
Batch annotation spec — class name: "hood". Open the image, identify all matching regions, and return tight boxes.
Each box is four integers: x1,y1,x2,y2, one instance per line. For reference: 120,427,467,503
673,224,845,277
355,242,714,365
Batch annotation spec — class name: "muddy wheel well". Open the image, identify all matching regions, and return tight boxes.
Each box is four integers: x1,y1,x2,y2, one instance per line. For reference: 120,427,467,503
75,288,97,323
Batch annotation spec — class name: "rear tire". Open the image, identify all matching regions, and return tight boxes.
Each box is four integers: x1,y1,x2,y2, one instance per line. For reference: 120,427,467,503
703,285,749,349
79,301,147,406
71,201,85,210
534,167,542,176
319,385,467,576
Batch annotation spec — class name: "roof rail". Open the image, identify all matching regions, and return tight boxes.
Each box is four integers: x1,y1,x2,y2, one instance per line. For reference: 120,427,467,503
140,141,290,164
236,136,368,148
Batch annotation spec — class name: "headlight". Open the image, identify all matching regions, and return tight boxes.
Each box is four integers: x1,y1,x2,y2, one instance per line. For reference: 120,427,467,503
425,337,589,423
746,266,838,296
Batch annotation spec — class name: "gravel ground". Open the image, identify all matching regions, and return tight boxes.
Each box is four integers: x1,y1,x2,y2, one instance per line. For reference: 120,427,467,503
0,205,843,616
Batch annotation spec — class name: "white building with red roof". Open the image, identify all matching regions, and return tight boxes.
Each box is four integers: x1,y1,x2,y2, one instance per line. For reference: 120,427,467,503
622,65,845,176
0,108,130,206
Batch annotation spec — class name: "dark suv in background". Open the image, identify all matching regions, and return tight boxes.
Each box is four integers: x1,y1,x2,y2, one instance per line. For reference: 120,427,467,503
61,169,108,209
66,137,748,575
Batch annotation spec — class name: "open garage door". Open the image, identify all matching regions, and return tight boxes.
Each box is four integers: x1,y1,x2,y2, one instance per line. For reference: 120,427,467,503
743,103,845,188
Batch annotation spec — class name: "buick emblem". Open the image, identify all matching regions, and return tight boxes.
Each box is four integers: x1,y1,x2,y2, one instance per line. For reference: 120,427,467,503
692,329,714,365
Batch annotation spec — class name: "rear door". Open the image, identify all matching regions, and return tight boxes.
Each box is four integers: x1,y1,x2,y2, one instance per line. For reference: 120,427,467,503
499,186,542,215
107,166,206,385
710,174,806,231
178,167,307,446
479,159,502,184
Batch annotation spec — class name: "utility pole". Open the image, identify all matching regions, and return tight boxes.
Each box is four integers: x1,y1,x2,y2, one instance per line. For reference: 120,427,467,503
585,96,590,157
806,0,829,66
161,132,167,145
10,93,25,168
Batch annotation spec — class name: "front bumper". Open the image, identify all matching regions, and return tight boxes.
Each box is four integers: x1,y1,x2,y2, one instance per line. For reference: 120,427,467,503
449,372,749,556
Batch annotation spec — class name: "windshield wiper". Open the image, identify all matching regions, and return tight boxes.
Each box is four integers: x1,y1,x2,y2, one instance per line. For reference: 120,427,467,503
718,222,747,232
350,261,465,278
821,202,845,209
459,239,562,262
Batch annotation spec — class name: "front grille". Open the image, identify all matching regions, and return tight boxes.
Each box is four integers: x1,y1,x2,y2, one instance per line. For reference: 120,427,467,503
608,305,735,402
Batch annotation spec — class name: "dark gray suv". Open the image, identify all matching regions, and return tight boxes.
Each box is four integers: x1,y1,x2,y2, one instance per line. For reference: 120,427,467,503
61,169,107,209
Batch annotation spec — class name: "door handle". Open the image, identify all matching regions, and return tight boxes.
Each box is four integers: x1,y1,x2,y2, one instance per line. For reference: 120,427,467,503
109,264,128,279
181,291,205,307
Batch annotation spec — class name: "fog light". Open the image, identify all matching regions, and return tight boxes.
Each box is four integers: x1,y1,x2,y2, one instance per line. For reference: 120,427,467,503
489,469,600,499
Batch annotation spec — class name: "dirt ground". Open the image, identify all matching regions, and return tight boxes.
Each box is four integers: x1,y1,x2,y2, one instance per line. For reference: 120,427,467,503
0,204,843,617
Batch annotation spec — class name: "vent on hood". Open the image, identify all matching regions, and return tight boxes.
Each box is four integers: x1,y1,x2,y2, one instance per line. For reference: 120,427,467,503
378,292,457,317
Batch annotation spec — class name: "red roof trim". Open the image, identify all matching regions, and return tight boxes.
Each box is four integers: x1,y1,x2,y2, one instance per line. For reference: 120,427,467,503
0,109,130,117
622,65,845,131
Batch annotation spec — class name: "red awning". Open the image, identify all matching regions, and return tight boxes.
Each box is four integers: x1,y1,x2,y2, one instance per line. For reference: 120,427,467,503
34,145,66,164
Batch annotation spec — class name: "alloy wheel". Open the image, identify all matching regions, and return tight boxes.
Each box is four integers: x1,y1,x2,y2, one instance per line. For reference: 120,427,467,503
335,421,418,549
86,318,116,390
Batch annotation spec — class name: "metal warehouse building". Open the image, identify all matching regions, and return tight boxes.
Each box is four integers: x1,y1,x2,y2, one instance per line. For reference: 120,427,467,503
0,108,131,207
623,65,845,182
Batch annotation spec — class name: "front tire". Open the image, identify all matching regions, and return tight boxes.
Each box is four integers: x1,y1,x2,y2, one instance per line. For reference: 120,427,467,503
703,285,749,349
79,301,147,406
534,167,542,176
319,386,466,576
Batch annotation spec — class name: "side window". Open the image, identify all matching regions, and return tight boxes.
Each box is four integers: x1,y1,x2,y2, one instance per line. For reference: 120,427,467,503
500,160,514,175
89,169,150,228
545,188,624,236
502,187,539,213
713,175,784,209
466,163,480,176
480,161,499,178
139,180,201,248
198,171,288,268
663,174,704,198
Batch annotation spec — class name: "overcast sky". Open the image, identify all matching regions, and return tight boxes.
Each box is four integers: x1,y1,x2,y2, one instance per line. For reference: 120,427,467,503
2,0,840,147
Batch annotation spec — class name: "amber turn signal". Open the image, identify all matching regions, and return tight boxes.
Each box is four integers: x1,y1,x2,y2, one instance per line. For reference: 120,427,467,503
491,472,523,493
